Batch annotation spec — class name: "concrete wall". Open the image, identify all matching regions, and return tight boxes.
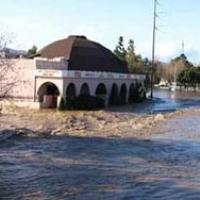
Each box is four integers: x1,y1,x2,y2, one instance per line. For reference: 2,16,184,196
35,75,145,107
63,78,139,104
1,58,35,100
1,58,146,109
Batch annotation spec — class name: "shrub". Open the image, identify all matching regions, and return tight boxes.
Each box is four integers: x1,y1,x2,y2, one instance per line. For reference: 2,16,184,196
109,95,124,106
66,95,105,110
132,84,145,103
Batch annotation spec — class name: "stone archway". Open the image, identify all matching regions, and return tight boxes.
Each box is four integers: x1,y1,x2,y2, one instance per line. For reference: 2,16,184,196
109,83,119,106
66,83,76,100
120,83,127,105
37,82,60,108
80,83,90,96
128,83,135,104
95,83,107,100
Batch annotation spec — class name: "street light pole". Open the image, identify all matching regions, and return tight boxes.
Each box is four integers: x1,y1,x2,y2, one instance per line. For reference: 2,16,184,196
150,0,158,99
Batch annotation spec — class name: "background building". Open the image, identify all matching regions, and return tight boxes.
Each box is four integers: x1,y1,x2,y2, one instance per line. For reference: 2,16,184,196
0,48,27,58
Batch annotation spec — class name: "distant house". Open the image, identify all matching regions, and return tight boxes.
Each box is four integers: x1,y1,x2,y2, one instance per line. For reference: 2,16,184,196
0,48,27,58
1,35,146,109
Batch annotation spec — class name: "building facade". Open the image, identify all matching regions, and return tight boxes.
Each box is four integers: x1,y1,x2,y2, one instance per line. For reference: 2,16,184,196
1,35,146,109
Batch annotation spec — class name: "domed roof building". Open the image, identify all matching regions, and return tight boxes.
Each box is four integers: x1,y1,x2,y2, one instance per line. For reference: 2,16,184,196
33,35,146,108
36,35,128,73
1,35,146,109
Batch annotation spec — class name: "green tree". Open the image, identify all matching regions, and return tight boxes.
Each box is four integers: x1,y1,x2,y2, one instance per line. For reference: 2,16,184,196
27,45,37,57
173,54,193,68
114,37,150,74
177,67,200,90
161,54,193,84
126,39,136,72
126,39,147,73
114,36,126,61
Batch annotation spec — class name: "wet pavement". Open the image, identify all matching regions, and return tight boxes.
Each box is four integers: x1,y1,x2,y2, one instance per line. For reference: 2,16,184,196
1,89,200,199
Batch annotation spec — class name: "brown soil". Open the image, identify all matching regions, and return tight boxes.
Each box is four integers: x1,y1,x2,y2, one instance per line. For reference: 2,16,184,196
0,105,199,138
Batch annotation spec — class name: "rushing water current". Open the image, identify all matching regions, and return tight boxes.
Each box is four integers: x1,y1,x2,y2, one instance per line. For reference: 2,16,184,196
1,89,200,200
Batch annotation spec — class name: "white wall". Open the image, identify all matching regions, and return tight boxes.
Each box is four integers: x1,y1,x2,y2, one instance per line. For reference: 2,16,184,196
0,59,35,99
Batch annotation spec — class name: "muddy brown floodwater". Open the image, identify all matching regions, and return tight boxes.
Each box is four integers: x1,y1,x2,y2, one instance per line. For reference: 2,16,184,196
1,89,200,200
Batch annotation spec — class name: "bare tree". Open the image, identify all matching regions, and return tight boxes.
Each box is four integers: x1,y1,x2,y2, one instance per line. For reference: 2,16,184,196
0,33,25,99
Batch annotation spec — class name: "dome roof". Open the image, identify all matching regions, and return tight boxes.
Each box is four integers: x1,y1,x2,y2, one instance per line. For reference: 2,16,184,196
37,35,128,73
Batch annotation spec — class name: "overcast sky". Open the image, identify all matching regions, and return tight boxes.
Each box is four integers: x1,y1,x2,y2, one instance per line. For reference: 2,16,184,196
0,0,199,63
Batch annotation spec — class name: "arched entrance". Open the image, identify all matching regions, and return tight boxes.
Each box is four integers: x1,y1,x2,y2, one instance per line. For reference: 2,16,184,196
128,83,135,104
37,82,60,108
80,83,90,96
66,83,76,100
109,83,119,105
95,83,107,100
120,83,127,104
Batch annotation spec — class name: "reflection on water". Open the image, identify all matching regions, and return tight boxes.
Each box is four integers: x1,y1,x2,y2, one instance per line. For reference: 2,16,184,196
1,89,200,199
149,88,200,114
129,88,200,114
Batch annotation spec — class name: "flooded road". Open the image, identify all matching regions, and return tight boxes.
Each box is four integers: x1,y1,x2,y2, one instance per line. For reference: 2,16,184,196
151,88,200,113
1,89,200,199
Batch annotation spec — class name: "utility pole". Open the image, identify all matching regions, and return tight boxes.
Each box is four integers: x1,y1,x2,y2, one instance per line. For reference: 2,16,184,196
182,40,185,54
150,0,158,99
